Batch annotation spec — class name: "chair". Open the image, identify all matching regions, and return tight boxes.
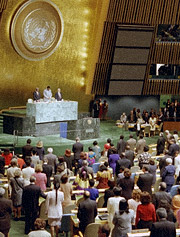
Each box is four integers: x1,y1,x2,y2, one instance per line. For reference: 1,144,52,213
77,197,84,206
97,195,104,208
170,185,180,197
84,223,101,237
143,126,150,137
63,204,77,214
0,232,4,237
92,163,100,173
59,214,74,237
39,200,48,220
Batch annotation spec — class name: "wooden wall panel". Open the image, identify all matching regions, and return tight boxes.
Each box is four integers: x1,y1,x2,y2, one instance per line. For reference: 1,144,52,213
92,0,180,95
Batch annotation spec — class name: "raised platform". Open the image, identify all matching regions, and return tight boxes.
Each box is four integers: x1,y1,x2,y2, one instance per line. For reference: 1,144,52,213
163,121,180,131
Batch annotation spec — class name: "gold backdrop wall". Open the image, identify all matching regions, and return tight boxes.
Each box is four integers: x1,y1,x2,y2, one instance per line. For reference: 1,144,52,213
0,0,106,111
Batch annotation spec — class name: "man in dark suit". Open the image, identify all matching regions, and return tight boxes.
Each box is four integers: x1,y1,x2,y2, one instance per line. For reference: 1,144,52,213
55,88,63,101
77,191,97,233
33,87,41,101
137,165,153,195
42,158,53,188
152,182,172,209
0,151,5,175
117,135,127,156
22,176,46,234
0,187,12,236
156,132,166,155
150,208,176,237
22,139,33,160
125,145,135,166
115,153,131,177
72,137,83,174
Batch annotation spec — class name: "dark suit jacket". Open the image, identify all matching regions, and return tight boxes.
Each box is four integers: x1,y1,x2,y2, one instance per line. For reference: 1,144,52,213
117,139,127,155
117,177,134,200
0,156,5,175
152,191,172,209
150,219,176,237
0,197,12,232
42,164,53,187
33,91,41,101
157,137,166,155
72,142,83,160
22,144,33,159
125,150,134,166
22,184,46,212
137,172,153,195
115,158,131,176
55,92,62,101
77,198,97,233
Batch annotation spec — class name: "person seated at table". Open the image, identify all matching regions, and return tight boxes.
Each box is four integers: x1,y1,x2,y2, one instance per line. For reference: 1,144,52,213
120,112,127,124
127,110,134,123
28,218,51,237
74,167,92,190
85,179,99,201
96,164,111,189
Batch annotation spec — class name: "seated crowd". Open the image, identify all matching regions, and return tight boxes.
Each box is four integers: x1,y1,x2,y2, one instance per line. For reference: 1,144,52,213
1,131,180,237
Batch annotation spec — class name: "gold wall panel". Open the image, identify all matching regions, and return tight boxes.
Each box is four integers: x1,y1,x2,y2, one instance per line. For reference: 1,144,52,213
0,0,106,111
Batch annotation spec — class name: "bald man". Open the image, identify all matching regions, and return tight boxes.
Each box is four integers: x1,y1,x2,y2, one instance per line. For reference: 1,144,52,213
77,191,97,233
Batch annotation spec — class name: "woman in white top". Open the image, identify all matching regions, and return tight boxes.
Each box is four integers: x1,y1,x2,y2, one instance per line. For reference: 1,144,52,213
45,181,64,237
22,159,35,186
128,189,141,226
107,187,125,231
175,151,180,176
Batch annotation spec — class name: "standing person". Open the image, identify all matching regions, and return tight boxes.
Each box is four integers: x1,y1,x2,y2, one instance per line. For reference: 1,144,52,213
136,134,146,155
162,158,175,192
117,135,127,156
174,150,180,176
127,134,136,151
44,148,57,174
63,149,74,171
102,100,108,120
31,150,40,168
104,138,111,157
35,141,45,161
112,199,134,237
22,159,35,186
125,145,135,167
77,191,97,234
0,187,12,237
103,180,115,207
22,139,33,160
10,169,24,221
55,88,63,101
93,100,100,118
153,182,172,209
0,151,5,175
108,148,120,175
92,141,101,162
45,180,64,237
138,145,151,169
148,158,157,186
137,165,153,195
43,86,52,102
136,191,156,230
85,179,99,201
156,132,166,155
150,208,176,237
42,158,53,188
87,147,96,167
7,159,20,196
72,137,83,174
60,175,73,209
2,148,13,166
98,99,103,119
33,164,47,192
33,88,41,102
22,176,46,235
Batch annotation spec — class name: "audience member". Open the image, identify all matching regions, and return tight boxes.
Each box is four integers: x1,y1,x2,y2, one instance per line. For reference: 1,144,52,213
63,149,74,170
150,208,176,237
28,218,51,237
112,199,134,237
103,180,115,207
42,158,53,188
115,153,131,177
128,189,141,226
0,187,12,237
153,182,172,209
22,139,33,160
96,164,111,189
2,148,13,166
44,148,57,174
72,137,84,174
35,141,45,161
137,165,153,195
117,168,134,200
158,199,176,223
22,158,35,186
78,159,94,178
74,167,92,190
22,176,46,235
104,138,111,157
45,180,64,237
168,138,179,159
92,140,101,161
159,150,172,177
125,145,135,167
87,147,96,167
60,175,73,209
138,145,151,169
33,164,47,192
136,191,156,230
148,158,157,185
136,134,146,154
108,148,119,175
10,169,24,221
174,150,180,176
107,187,125,230
0,151,5,175
85,179,99,201
77,191,97,234
156,132,166,155
162,158,175,192
117,135,126,156
172,186,180,218
31,150,40,168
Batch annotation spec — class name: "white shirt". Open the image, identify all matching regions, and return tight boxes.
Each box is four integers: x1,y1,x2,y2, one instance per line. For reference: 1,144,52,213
43,89,52,102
